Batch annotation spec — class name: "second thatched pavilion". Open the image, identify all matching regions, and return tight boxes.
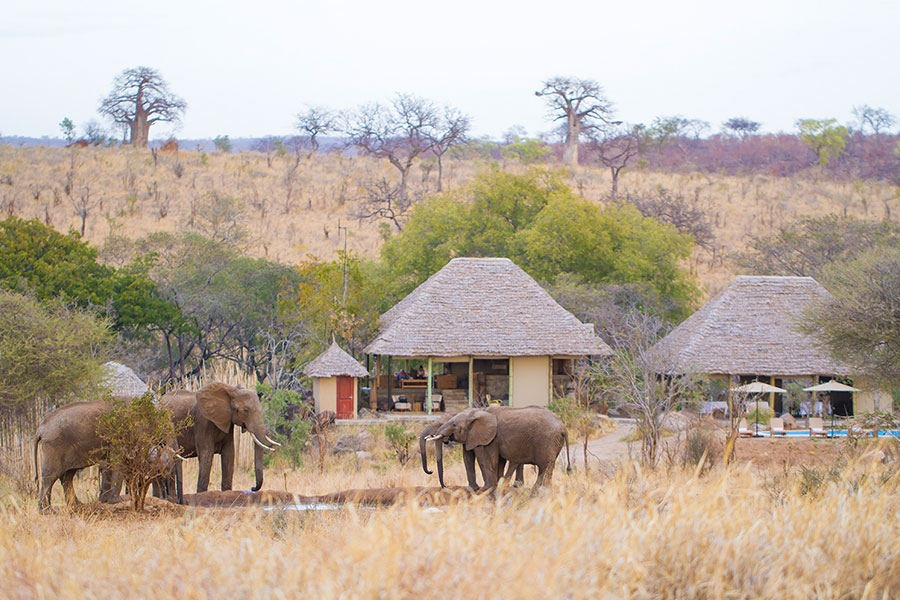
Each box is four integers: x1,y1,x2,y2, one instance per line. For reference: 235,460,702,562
654,275,886,416
364,257,611,413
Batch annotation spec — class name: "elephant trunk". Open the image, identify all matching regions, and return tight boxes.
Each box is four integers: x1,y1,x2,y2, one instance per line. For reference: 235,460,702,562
420,433,432,475
251,442,264,492
434,438,446,488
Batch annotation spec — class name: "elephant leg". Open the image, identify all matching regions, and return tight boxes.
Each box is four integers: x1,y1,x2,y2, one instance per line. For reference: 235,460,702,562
220,435,235,491
196,448,214,493
534,462,555,490
514,464,525,487
38,470,57,511
175,459,184,504
474,447,499,493
462,448,480,491
60,469,80,506
99,469,123,503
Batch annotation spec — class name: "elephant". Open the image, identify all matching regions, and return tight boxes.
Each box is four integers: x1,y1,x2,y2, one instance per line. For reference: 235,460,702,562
427,406,570,493
420,410,524,491
158,382,279,497
33,399,179,510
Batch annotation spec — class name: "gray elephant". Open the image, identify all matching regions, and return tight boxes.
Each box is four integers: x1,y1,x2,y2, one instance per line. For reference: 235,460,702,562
427,406,570,493
158,382,279,497
33,399,177,510
420,410,523,490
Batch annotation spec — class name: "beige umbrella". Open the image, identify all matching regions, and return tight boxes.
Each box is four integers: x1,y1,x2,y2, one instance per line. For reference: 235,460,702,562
804,381,860,432
735,381,787,436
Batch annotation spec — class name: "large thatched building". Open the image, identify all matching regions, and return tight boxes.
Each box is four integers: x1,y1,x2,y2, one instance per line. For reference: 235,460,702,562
655,275,884,415
364,257,611,413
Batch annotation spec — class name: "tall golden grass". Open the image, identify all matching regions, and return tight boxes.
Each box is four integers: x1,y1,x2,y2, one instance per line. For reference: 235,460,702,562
1,144,894,293
2,452,899,599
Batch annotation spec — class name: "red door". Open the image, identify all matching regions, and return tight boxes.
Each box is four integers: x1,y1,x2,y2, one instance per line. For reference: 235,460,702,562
336,376,354,419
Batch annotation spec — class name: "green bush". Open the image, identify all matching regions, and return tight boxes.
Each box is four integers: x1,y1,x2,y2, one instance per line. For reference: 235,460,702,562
747,405,772,426
256,383,312,468
384,423,415,466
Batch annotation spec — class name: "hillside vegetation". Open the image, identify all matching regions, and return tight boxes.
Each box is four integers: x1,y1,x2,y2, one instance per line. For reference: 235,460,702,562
1,144,896,294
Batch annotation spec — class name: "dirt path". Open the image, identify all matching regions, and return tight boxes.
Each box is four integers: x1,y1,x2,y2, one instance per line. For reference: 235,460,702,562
560,421,638,472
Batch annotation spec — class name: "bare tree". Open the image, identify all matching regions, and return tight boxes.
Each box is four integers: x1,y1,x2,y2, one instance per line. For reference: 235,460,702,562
98,67,186,148
587,125,640,198
353,178,413,231
535,76,615,167
427,106,470,192
70,186,99,237
851,105,896,135
296,106,337,158
343,94,438,201
595,311,698,467
723,384,753,465
626,188,715,250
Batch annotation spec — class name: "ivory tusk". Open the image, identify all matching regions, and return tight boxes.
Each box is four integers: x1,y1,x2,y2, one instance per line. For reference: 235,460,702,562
251,434,275,452
265,435,282,447
175,454,187,461
424,435,443,442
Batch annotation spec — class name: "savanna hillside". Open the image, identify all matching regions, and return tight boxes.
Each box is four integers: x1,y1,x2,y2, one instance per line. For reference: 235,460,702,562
2,142,897,294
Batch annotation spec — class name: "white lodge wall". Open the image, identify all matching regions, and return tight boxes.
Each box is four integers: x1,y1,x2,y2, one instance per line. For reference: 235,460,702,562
314,377,337,413
511,356,551,408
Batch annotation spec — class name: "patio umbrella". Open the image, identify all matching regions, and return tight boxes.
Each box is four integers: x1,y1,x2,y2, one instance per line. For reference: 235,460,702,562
734,381,788,436
804,381,860,434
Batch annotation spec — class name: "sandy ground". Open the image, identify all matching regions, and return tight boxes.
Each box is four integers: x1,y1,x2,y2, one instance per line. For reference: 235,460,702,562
562,421,638,474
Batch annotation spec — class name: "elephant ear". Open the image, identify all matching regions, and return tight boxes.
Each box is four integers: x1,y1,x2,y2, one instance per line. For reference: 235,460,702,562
464,410,497,452
196,383,234,433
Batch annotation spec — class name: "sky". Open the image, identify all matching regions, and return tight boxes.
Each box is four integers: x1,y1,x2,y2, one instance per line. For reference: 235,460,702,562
2,0,899,141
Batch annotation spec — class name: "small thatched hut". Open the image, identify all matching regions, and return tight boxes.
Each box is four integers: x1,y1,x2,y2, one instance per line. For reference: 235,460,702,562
102,361,148,397
303,342,369,419
364,257,611,413
654,275,881,415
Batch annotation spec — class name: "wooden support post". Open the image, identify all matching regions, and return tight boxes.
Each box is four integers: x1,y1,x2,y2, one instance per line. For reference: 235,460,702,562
508,357,513,407
426,357,433,414
372,356,379,413
770,375,776,413
387,356,392,411
467,356,474,407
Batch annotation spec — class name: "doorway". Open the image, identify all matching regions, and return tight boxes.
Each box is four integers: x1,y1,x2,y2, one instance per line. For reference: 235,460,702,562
336,376,354,419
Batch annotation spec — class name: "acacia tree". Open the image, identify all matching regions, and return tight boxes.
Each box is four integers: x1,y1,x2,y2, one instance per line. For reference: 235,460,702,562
296,105,337,158
723,117,761,138
98,67,186,148
586,124,640,198
535,76,615,167
851,105,895,135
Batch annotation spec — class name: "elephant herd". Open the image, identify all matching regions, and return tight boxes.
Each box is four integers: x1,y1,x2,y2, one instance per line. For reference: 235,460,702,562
33,383,570,510
33,383,280,511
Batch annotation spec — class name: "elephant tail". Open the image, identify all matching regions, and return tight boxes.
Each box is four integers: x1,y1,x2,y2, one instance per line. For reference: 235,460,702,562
564,429,572,474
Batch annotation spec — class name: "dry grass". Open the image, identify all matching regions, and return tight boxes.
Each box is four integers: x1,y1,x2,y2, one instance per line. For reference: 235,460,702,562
3,445,900,599
1,145,895,293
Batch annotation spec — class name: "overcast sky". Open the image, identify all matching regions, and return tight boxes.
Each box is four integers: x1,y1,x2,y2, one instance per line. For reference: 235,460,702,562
2,0,898,140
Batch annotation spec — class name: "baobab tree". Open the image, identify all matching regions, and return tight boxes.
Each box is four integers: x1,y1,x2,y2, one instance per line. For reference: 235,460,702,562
535,76,616,167
98,67,186,148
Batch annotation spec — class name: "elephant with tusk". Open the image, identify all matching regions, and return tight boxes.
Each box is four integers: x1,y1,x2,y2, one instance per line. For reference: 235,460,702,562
428,406,570,494
419,409,524,491
158,382,277,498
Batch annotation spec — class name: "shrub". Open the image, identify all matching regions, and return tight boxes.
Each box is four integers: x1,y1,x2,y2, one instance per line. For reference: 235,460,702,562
384,423,415,466
95,392,187,511
682,425,720,474
257,383,313,468
747,405,772,426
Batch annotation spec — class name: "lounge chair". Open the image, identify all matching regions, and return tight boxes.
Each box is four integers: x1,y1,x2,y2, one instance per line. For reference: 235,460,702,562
809,417,828,438
738,418,753,437
769,417,786,436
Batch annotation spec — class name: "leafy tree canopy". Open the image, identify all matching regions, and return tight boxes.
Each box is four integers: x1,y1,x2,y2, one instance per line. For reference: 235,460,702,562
0,289,110,416
380,168,697,316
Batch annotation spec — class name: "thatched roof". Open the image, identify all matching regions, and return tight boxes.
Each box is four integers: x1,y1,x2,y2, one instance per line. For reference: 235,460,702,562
655,275,848,377
364,257,611,358
303,342,369,378
102,361,148,397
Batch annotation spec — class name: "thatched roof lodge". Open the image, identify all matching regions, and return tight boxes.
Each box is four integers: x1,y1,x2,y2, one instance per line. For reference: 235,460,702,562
364,257,610,413
102,361,148,397
303,342,369,419
655,275,882,415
